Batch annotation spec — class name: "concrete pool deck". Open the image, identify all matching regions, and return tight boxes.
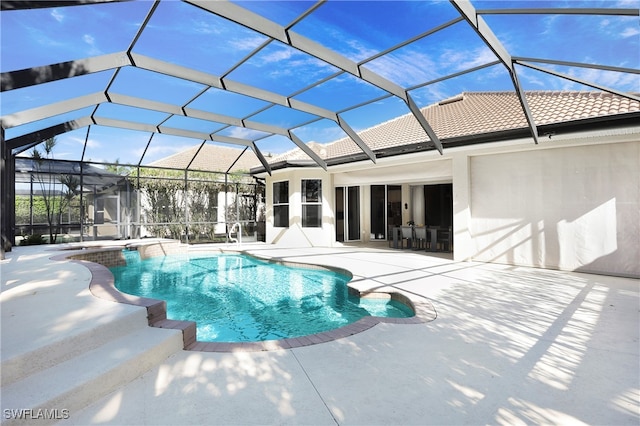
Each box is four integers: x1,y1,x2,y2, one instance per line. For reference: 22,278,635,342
1,241,638,425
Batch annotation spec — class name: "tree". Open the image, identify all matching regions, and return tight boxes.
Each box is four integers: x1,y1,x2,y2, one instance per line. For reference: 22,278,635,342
31,138,80,243
131,167,259,242
106,159,130,176
187,179,223,242
132,168,185,239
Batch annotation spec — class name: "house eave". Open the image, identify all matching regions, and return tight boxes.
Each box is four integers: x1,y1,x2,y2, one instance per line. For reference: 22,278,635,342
249,112,640,175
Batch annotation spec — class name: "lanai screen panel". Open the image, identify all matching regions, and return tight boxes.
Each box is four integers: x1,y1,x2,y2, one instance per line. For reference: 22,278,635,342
1,0,638,172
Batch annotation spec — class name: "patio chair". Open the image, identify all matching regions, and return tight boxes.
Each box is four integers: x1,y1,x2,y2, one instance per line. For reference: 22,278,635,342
437,227,453,252
413,226,428,251
400,226,413,249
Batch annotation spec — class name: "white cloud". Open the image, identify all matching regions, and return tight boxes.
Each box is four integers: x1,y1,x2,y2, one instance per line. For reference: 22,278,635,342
261,47,294,64
50,9,64,23
82,34,102,56
516,66,548,89
540,15,560,36
364,50,439,87
343,38,378,62
135,143,189,162
319,26,378,62
84,138,101,149
411,83,457,106
266,55,335,83
66,134,100,149
515,62,640,93
293,123,347,145
614,0,640,6
191,19,223,36
620,26,640,38
25,24,65,49
596,14,640,40
225,127,266,140
83,34,95,46
567,67,640,92
600,18,612,30
229,35,267,52
441,46,497,72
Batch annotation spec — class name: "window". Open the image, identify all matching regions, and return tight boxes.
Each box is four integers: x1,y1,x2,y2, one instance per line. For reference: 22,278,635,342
273,181,289,227
302,179,322,227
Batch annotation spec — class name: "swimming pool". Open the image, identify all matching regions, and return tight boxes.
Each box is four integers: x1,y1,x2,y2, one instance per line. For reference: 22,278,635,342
111,252,413,342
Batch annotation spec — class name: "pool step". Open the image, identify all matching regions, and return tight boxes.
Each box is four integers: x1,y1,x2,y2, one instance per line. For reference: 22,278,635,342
1,308,150,388
1,326,182,426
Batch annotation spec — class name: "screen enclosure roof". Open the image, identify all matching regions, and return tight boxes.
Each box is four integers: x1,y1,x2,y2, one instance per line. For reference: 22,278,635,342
2,0,639,174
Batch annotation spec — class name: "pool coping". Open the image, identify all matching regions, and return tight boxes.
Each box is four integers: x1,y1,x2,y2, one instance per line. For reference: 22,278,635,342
51,242,436,352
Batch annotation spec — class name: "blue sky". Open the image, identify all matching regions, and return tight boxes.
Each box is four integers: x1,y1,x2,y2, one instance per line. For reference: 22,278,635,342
1,0,638,167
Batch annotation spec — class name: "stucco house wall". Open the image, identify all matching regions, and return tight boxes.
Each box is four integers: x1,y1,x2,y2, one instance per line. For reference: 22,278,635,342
261,128,639,278
465,134,639,278
265,168,334,247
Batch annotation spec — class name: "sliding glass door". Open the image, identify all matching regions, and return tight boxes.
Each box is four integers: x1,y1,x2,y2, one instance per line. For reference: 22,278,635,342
335,186,360,242
370,184,401,240
347,186,360,240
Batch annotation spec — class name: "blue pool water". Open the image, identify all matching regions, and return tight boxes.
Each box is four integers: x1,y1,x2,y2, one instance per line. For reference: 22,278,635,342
111,251,413,342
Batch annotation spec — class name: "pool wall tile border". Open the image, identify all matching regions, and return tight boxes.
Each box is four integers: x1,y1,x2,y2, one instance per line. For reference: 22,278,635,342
51,241,437,352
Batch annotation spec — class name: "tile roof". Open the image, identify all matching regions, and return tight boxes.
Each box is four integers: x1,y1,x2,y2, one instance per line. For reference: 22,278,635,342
149,143,261,173
269,91,640,163
150,91,639,172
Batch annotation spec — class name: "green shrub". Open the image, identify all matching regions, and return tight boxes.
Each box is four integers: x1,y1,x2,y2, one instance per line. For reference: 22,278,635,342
21,234,46,245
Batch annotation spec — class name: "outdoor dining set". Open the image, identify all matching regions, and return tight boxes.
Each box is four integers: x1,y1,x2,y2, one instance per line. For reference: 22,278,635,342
389,225,452,252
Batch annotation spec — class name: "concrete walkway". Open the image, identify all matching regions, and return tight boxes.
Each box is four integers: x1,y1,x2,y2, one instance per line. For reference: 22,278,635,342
1,242,638,425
